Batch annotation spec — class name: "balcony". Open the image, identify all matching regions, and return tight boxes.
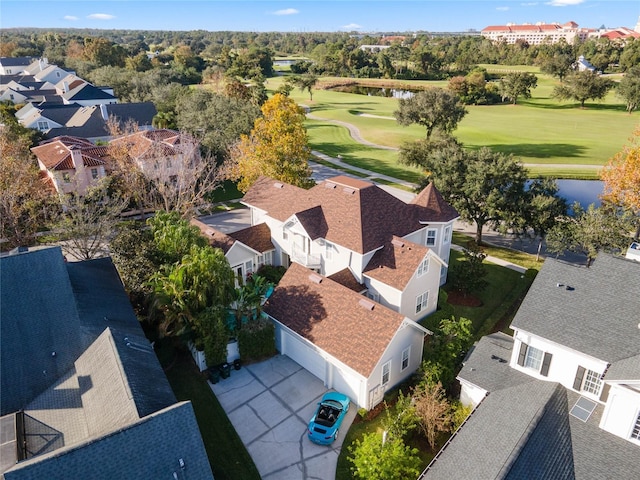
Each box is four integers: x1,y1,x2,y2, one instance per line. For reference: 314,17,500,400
290,245,321,268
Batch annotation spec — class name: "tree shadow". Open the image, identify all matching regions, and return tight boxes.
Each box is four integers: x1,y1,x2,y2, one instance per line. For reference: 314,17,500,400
265,284,327,341
520,99,628,113
467,143,587,159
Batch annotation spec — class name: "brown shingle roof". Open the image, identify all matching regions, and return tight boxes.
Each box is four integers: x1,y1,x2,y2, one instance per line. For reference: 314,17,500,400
363,236,430,290
229,223,275,253
263,262,409,377
326,268,366,293
410,182,459,222
243,176,456,254
190,219,235,253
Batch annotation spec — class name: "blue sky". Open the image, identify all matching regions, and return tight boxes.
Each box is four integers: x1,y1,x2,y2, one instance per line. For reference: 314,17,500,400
1,1,639,32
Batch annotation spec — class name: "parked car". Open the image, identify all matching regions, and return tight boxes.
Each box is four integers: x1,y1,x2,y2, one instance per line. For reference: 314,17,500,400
307,392,350,445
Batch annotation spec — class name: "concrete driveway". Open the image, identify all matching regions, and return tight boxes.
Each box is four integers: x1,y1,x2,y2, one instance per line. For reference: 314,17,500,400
210,355,357,480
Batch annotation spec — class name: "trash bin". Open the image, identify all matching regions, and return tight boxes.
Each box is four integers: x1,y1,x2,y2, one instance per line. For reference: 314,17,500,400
233,359,241,371
219,362,231,379
207,367,220,384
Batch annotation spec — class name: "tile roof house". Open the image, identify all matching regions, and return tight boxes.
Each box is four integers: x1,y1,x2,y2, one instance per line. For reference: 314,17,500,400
31,136,109,195
421,254,640,479
0,246,213,479
207,175,458,408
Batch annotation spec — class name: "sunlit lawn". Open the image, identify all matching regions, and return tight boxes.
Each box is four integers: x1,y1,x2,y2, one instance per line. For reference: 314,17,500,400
266,72,638,180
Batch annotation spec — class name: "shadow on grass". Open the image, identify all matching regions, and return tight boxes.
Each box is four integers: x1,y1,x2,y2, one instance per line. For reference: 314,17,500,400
520,100,628,113
466,143,587,159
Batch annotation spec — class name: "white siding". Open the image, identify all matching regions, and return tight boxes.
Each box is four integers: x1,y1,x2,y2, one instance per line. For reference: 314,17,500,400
511,330,609,401
600,383,640,444
400,253,441,321
458,378,487,408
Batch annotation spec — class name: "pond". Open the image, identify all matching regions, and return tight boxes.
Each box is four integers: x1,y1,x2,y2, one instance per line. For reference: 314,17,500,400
556,179,603,208
327,84,416,99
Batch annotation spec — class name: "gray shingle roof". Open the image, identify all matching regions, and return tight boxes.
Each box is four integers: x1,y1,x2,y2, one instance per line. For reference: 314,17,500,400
425,326,640,479
510,254,640,363
0,247,83,416
61,83,116,101
457,332,533,393
105,102,156,125
3,402,213,480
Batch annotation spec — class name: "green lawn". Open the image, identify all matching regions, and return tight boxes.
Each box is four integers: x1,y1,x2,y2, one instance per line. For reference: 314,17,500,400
159,341,261,480
266,72,637,180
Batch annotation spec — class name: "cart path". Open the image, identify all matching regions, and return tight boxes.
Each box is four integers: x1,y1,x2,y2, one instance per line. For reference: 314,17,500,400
305,111,603,170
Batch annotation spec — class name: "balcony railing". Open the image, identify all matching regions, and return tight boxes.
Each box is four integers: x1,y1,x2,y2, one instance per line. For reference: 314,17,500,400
290,245,321,268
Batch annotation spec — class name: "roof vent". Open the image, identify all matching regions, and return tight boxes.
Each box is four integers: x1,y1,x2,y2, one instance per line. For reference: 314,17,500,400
324,182,337,189
273,182,284,189
343,187,355,195
359,299,375,310
391,238,405,248
565,285,574,291
309,273,323,284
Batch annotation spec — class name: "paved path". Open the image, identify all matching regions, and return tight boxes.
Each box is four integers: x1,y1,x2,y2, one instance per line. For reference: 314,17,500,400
306,111,603,171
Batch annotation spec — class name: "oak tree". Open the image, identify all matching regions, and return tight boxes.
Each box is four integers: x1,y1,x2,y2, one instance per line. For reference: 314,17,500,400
394,88,467,139
499,72,538,105
552,70,614,108
617,66,640,114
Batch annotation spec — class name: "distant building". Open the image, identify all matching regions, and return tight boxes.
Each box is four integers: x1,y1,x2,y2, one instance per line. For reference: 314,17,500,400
481,21,592,44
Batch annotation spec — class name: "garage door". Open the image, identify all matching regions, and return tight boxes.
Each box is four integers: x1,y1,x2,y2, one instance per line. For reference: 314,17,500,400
329,364,363,406
281,329,326,382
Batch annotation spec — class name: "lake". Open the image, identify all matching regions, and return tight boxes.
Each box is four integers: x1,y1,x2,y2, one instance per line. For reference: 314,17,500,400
556,180,603,208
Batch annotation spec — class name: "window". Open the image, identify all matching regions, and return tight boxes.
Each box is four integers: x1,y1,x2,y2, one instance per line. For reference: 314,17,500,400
37,121,49,131
401,348,410,371
325,241,334,261
524,346,543,371
444,226,452,244
415,291,429,314
257,251,273,268
91,168,98,179
426,229,437,246
382,361,391,385
282,227,288,240
417,257,429,277
9,94,14,100
631,412,640,440
367,290,379,302
582,369,603,396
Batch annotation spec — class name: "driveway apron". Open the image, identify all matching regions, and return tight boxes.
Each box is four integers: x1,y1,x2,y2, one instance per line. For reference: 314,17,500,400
210,355,356,480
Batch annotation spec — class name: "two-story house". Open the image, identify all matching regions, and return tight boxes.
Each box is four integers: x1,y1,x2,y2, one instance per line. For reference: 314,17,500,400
197,175,458,408
31,136,109,195
422,254,640,479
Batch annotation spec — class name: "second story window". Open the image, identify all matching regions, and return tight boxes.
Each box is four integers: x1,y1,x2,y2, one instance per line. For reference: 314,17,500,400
91,168,98,179
417,257,429,277
324,241,334,260
37,121,49,131
444,226,452,243
582,369,603,396
415,291,429,314
524,345,543,370
426,229,437,247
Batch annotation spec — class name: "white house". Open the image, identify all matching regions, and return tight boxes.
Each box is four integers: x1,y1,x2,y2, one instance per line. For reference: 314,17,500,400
263,262,431,409
422,254,640,479
241,175,458,322
206,175,458,409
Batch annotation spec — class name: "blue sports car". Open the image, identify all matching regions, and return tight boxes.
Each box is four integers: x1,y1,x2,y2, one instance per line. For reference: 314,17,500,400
307,392,350,445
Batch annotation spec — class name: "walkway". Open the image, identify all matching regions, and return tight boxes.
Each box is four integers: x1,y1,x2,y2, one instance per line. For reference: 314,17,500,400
305,111,603,171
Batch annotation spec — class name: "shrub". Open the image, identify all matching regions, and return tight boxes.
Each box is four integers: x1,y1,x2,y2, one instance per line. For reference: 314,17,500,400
238,317,276,361
256,264,287,284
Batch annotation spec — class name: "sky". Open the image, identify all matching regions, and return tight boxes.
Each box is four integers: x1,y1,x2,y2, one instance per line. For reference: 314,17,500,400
1,0,639,33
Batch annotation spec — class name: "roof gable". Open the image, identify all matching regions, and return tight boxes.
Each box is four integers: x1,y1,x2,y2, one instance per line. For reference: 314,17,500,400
229,223,275,254
264,262,412,377
364,236,432,290
410,182,459,222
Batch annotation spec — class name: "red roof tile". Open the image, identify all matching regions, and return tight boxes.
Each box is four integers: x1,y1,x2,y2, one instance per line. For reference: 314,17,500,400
264,262,409,377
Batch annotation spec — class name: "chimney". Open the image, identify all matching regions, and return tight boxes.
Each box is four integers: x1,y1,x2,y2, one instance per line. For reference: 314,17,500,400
100,104,109,121
69,145,87,192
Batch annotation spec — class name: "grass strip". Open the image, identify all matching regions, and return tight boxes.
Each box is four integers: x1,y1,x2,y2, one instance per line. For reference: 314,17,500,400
160,342,261,480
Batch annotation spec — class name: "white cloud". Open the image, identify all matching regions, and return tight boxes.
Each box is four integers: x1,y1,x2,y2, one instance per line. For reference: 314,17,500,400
521,2,539,5
496,6,510,11
87,13,116,20
341,23,363,30
546,0,585,6
64,15,78,21
273,8,299,16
